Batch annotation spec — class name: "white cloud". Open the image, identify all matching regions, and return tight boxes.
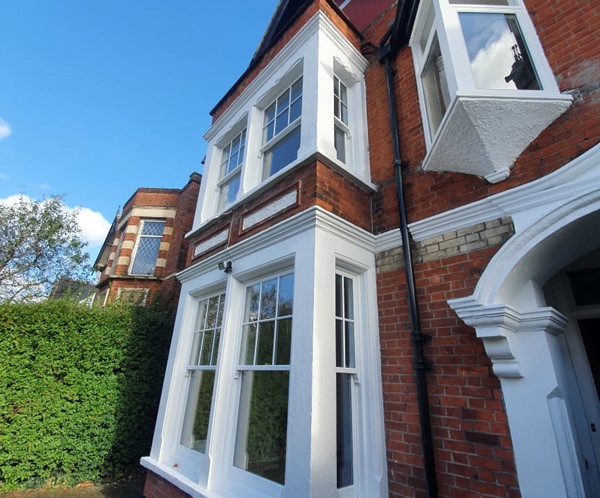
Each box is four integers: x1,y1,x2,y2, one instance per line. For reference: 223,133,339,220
0,194,26,206
0,194,111,259
0,118,12,140
73,206,111,248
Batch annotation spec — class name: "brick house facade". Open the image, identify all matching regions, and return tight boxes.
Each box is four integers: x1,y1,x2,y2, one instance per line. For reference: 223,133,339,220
94,173,201,308
142,1,600,497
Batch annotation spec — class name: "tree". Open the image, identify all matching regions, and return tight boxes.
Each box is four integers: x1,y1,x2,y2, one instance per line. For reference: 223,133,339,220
0,195,92,303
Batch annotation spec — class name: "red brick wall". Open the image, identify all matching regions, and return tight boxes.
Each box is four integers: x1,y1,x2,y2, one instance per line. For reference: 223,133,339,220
144,472,192,498
187,157,372,264
379,245,520,498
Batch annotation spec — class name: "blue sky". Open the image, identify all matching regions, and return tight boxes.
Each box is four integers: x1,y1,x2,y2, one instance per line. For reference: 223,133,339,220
0,0,279,260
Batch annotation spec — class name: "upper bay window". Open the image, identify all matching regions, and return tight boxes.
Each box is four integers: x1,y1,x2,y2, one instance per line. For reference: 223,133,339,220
411,0,572,182
195,12,370,226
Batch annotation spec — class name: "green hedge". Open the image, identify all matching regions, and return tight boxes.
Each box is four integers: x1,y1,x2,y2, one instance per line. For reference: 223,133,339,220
0,300,173,491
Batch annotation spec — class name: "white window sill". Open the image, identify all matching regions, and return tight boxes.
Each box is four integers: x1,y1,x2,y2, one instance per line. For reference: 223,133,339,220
421,92,573,183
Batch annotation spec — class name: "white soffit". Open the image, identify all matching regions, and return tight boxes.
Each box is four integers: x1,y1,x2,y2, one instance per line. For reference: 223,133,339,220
422,96,572,183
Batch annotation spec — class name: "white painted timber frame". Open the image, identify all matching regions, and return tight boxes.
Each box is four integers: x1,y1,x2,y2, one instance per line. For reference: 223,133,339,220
194,12,372,229
142,207,388,498
409,0,572,182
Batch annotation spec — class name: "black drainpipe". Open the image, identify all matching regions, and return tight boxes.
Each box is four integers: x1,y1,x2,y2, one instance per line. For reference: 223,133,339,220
379,41,439,498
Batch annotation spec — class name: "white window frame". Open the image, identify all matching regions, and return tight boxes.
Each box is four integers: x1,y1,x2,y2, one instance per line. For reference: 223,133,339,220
260,77,303,180
194,13,372,229
143,208,388,497
129,219,165,276
231,271,294,487
335,269,359,497
217,129,247,211
411,0,566,148
333,75,350,164
179,292,226,457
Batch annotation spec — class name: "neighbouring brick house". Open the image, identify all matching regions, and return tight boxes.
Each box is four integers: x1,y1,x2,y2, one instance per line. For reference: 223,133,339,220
94,173,201,307
142,1,600,497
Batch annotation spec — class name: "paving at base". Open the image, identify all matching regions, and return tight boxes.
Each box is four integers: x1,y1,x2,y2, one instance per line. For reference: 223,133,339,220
2,478,145,498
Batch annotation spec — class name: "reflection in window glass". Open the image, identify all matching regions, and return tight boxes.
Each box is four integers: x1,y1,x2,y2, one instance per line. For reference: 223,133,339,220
262,126,301,179
335,273,356,489
181,293,225,453
459,13,540,90
421,35,450,138
262,78,303,180
235,273,294,484
334,76,349,163
218,130,246,210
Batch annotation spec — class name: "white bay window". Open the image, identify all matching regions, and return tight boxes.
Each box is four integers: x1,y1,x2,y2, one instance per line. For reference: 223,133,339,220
143,208,388,497
410,0,572,182
194,12,371,228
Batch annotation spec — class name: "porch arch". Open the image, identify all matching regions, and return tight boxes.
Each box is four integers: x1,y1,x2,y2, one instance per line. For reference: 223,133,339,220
449,169,600,497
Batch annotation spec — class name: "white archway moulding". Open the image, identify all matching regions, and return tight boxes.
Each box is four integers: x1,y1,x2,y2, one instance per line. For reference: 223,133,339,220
448,143,600,498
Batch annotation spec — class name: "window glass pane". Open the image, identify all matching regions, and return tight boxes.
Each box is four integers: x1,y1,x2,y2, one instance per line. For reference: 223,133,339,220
275,108,290,135
234,371,289,485
260,278,278,319
345,322,355,369
422,35,450,137
180,370,216,453
218,173,241,211
211,330,221,366
257,321,275,365
335,125,346,163
460,12,541,90
291,78,302,101
343,276,354,320
335,274,343,317
142,221,165,236
336,373,354,488
289,98,302,123
336,319,344,368
131,236,162,275
241,323,258,365
277,89,290,112
206,296,220,328
263,125,301,179
277,274,294,317
200,329,214,365
245,284,261,322
275,318,292,365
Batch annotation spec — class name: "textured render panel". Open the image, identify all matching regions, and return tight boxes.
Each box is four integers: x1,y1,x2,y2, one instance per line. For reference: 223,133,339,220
423,96,572,182
241,189,298,231
194,229,229,257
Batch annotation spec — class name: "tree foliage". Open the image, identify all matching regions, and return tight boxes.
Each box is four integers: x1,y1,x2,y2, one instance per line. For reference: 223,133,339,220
0,195,91,303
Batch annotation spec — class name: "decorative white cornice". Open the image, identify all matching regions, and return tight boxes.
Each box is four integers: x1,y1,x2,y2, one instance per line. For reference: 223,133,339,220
448,298,569,378
375,143,600,251
180,206,375,283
